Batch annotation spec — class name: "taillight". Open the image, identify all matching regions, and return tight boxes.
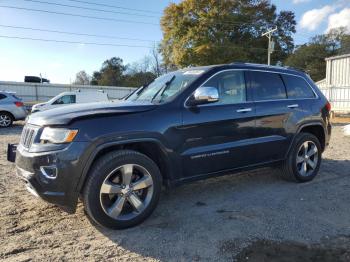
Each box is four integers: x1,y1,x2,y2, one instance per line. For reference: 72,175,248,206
14,101,24,107
325,101,331,112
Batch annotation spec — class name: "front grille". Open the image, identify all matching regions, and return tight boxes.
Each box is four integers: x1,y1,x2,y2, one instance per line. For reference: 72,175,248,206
20,125,38,149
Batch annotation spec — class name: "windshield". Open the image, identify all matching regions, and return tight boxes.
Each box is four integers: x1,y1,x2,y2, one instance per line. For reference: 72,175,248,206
126,69,206,103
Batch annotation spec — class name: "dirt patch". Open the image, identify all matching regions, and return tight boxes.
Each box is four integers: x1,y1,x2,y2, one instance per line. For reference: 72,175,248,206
331,115,350,124
235,236,350,262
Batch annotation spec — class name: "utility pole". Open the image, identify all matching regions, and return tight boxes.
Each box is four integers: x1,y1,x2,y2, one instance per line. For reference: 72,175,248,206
262,27,277,65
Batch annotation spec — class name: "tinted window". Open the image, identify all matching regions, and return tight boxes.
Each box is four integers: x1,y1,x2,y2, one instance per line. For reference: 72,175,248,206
53,95,76,105
0,94,7,100
11,94,21,100
282,75,315,99
251,72,286,101
204,71,246,105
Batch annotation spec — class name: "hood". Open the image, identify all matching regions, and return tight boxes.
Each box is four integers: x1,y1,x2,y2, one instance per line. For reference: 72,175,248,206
27,100,157,126
32,102,47,109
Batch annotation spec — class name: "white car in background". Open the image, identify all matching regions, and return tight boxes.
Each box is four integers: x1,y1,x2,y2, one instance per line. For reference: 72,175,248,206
31,90,109,113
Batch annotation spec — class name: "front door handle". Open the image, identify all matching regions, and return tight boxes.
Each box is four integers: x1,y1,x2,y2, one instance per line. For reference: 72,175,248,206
287,104,299,109
236,108,252,113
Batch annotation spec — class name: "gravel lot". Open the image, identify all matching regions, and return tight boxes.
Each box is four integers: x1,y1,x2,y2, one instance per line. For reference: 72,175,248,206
0,122,350,261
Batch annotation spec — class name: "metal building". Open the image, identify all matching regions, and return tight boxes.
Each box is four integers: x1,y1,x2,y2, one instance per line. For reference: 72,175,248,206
317,53,350,113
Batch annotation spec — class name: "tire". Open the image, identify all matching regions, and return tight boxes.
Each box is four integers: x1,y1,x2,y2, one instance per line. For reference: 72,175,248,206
83,150,162,229
0,112,13,127
281,133,322,182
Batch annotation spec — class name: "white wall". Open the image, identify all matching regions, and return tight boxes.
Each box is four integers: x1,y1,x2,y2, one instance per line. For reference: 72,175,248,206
326,54,350,87
0,81,135,102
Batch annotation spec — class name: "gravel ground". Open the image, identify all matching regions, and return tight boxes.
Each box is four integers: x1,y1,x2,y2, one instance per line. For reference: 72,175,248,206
0,122,350,261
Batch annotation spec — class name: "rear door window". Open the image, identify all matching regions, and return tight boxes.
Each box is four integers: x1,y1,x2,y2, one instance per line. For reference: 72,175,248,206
282,75,316,99
250,71,287,101
0,94,7,100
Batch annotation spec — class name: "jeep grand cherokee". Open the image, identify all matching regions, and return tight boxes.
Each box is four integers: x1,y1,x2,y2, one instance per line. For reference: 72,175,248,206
8,63,332,229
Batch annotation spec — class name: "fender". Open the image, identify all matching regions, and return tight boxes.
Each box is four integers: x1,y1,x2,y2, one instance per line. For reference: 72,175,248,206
285,121,326,157
75,138,174,192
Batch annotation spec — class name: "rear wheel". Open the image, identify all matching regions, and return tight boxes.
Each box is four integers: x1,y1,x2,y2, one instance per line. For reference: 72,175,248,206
83,150,162,229
281,133,322,182
0,112,13,127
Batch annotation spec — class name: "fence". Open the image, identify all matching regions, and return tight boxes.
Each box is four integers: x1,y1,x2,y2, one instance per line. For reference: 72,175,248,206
0,81,135,102
319,86,350,113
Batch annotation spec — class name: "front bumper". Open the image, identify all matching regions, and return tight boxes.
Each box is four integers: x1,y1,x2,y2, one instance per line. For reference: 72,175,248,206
9,142,90,213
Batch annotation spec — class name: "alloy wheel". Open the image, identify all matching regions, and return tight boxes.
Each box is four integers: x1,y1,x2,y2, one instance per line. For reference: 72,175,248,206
99,164,154,221
296,141,319,177
0,114,11,127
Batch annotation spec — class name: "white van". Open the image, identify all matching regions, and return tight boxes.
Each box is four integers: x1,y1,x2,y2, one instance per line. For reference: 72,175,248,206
31,90,109,113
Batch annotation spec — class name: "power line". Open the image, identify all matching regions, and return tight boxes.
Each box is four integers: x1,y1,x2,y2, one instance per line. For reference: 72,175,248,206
0,5,159,26
0,34,279,53
0,24,157,43
0,34,330,59
0,34,268,52
64,0,162,15
0,4,263,28
22,0,159,18
0,35,152,48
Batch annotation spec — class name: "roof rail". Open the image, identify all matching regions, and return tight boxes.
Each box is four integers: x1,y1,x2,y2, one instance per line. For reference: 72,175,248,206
231,62,307,73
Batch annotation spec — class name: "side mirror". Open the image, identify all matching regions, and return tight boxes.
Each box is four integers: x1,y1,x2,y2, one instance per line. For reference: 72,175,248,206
188,86,219,106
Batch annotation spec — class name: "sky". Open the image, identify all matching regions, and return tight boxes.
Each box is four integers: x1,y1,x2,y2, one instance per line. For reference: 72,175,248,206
0,0,349,84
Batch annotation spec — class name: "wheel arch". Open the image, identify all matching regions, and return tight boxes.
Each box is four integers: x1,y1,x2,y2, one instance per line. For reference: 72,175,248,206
287,122,326,157
77,139,173,193
0,110,15,120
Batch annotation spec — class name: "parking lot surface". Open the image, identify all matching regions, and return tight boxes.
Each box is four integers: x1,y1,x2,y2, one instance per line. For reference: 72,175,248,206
0,123,350,261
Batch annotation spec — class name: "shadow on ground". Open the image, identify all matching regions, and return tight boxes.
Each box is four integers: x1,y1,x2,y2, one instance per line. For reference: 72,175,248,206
95,156,350,261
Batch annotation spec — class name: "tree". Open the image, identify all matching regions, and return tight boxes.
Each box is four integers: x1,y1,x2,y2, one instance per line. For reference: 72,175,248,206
285,27,349,81
149,44,162,76
160,0,296,68
73,70,91,85
123,71,156,87
90,56,157,87
90,71,102,85
91,57,126,86
285,44,331,81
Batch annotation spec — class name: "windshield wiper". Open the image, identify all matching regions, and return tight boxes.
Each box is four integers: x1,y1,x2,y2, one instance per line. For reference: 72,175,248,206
151,75,175,103
124,80,155,100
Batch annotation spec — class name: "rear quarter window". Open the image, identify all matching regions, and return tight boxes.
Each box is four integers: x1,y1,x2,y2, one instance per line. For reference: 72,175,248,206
282,75,316,99
250,71,287,101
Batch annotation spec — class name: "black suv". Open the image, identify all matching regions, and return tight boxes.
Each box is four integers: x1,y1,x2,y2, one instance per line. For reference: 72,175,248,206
8,63,331,229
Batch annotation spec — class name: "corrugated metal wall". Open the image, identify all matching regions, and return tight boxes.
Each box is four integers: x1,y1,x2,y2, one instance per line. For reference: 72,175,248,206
0,81,135,102
326,54,350,87
319,54,350,113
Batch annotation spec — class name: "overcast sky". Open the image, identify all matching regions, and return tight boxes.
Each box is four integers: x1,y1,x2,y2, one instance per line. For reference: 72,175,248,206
0,0,349,84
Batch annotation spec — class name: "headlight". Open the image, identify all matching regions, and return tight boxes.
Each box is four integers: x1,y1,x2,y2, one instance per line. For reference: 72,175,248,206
40,127,78,144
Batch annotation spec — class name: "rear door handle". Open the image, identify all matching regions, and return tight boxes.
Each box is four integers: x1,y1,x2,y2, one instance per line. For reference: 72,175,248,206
236,108,252,113
287,104,299,109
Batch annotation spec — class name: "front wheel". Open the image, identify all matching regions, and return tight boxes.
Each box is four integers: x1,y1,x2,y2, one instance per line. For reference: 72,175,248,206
281,133,322,182
83,150,162,229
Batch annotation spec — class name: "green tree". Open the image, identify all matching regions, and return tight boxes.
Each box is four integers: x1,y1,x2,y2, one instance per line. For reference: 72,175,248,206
91,57,125,86
160,0,296,68
123,72,156,87
285,27,349,81
285,44,331,82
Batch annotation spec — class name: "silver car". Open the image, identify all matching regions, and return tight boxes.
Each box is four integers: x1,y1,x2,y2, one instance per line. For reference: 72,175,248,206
0,91,28,127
